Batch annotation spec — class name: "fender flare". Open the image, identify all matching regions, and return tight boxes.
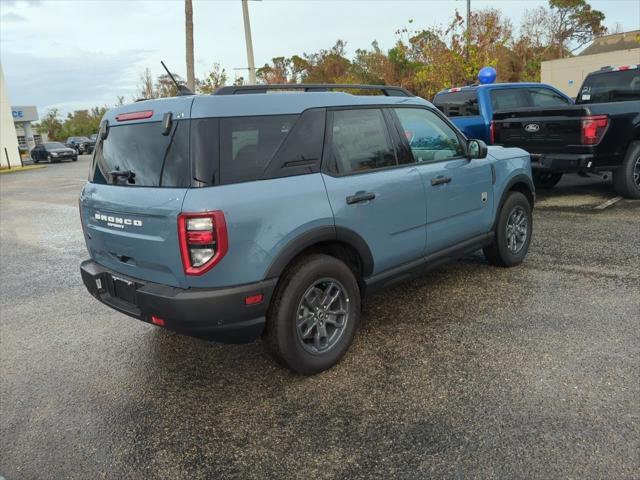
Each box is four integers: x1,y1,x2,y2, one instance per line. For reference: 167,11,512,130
492,174,535,230
264,226,374,279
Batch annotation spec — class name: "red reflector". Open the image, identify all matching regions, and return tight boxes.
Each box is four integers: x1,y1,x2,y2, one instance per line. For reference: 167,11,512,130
616,65,630,70
186,230,214,245
151,316,166,327
115,110,154,122
244,294,264,305
489,121,495,145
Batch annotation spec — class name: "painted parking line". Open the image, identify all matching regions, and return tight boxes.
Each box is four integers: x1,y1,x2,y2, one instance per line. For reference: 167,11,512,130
593,196,623,210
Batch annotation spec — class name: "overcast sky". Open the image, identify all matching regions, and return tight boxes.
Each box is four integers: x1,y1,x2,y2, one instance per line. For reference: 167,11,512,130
1,0,638,117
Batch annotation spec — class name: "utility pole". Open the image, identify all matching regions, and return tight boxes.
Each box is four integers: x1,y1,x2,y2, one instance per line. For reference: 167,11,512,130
466,0,471,63
241,0,257,84
185,0,195,92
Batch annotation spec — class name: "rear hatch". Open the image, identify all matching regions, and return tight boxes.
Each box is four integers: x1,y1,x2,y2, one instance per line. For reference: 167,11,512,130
79,97,194,288
492,105,591,154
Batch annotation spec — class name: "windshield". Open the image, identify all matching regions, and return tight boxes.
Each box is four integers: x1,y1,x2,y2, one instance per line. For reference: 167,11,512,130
45,142,67,149
577,69,640,104
91,120,190,187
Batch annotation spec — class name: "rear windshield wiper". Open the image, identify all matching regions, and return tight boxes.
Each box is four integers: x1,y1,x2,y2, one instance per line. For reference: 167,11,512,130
108,170,136,184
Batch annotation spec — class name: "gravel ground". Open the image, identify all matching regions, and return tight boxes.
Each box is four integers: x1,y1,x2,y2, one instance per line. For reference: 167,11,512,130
1,158,639,479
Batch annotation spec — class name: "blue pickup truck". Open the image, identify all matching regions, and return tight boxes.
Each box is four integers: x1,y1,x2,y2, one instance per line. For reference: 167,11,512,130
432,83,573,144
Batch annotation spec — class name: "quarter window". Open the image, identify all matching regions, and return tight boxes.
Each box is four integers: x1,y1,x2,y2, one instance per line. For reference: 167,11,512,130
330,109,396,174
219,114,298,184
394,108,465,163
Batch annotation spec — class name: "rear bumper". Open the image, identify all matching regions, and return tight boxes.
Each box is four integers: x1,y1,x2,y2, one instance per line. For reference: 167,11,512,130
530,153,595,173
80,259,277,343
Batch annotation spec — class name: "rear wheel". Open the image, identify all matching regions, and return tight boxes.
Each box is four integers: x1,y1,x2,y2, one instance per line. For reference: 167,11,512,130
264,254,360,375
533,172,563,189
612,142,640,199
484,191,532,267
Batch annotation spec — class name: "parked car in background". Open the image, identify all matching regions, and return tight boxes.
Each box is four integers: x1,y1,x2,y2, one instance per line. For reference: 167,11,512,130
66,136,95,155
432,82,573,145
31,142,78,163
79,84,535,375
88,133,98,143
492,65,640,197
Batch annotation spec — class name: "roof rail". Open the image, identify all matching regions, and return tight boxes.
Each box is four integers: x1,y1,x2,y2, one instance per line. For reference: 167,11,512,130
212,84,414,97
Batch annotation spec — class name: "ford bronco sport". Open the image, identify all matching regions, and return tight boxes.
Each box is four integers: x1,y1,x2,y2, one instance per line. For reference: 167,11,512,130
79,84,535,375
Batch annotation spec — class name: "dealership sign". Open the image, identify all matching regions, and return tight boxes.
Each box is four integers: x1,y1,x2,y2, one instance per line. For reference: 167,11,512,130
11,106,38,123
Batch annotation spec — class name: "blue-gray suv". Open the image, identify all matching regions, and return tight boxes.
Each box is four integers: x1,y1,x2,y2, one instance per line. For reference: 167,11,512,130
79,84,535,375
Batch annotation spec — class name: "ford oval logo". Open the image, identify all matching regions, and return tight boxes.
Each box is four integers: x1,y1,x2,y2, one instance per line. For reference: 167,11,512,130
524,123,540,133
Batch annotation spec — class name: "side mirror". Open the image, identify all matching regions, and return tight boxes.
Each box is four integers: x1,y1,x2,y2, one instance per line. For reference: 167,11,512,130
467,139,488,160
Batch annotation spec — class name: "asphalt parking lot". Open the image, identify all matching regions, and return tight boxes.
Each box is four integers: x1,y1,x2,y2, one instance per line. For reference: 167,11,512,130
1,156,639,479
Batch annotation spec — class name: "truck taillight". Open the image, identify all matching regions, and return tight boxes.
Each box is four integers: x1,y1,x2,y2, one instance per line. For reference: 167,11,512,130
581,115,609,145
489,121,495,145
178,211,228,276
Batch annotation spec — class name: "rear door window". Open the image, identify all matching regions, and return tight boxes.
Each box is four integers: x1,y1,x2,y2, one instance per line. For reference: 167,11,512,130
432,90,480,117
92,121,190,187
329,109,397,174
528,88,571,107
219,114,298,184
490,89,529,110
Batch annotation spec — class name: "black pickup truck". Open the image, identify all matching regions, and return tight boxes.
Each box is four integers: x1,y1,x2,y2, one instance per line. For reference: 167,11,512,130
492,65,640,198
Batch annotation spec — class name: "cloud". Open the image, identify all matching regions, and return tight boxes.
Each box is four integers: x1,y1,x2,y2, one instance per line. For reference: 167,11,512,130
1,12,28,23
2,49,156,115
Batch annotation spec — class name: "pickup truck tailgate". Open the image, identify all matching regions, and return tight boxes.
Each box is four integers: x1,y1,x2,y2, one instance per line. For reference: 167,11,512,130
493,106,590,154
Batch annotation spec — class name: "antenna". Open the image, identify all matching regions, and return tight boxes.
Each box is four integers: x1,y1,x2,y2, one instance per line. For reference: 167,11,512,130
160,61,194,96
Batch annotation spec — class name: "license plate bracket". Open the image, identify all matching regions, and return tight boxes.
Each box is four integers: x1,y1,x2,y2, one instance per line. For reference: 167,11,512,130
112,275,137,304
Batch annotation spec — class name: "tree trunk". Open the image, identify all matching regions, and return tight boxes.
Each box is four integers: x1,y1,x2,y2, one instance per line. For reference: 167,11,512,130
185,0,195,92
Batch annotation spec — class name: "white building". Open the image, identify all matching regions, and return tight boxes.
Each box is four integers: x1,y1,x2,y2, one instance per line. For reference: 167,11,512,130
1,63,21,168
12,105,44,152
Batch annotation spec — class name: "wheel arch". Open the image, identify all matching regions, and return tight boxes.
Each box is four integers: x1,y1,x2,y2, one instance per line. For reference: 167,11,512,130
264,226,374,284
492,174,535,230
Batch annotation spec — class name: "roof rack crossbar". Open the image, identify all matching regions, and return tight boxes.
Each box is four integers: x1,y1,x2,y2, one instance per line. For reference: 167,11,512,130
212,84,413,97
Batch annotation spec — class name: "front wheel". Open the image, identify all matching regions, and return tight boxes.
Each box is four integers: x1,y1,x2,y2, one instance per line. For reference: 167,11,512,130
264,254,360,375
484,191,533,267
533,172,563,189
612,142,640,199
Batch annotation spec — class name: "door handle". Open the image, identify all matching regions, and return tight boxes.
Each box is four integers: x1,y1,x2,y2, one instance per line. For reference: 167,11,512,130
431,175,452,186
346,191,376,205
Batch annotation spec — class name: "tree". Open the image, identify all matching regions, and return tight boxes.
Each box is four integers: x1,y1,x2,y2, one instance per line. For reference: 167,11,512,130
198,63,228,93
547,0,607,55
137,68,156,100
35,109,63,140
185,0,195,91
257,57,291,84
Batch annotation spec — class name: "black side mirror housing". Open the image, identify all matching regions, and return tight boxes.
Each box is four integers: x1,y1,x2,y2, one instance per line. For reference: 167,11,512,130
467,139,488,160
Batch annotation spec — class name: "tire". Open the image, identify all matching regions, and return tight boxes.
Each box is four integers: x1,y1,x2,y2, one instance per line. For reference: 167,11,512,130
612,142,640,199
483,191,533,267
46,155,52,164
533,172,563,189
72,156,78,162
264,254,361,375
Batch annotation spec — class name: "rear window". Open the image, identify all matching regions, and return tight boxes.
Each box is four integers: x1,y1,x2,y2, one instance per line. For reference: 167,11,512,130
528,88,570,107
91,120,190,187
577,69,640,104
219,114,298,184
433,90,480,117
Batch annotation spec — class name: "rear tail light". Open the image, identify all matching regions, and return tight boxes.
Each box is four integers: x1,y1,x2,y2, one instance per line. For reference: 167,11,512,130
581,115,609,145
489,121,495,145
178,211,228,275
